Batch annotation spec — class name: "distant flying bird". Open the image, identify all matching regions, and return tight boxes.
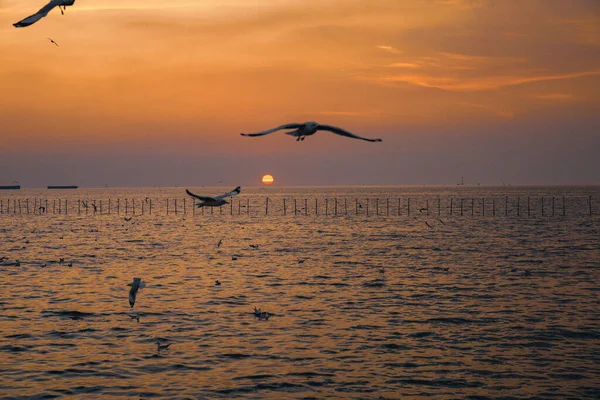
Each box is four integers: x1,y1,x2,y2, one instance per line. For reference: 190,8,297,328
217,238,224,248
127,277,146,308
124,217,132,222
241,121,382,142
185,186,241,207
14,0,76,28
47,38,59,47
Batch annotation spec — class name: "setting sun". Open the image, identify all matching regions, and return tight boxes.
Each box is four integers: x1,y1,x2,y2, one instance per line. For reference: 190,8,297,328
262,174,274,185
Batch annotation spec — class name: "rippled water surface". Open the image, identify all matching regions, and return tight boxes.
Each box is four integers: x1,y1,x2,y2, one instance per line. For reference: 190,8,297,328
1,186,599,399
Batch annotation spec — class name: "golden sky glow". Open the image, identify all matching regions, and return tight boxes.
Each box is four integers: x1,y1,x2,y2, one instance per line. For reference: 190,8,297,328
0,0,599,186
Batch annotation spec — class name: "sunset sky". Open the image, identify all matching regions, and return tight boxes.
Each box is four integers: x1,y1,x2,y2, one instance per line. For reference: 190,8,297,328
0,0,599,187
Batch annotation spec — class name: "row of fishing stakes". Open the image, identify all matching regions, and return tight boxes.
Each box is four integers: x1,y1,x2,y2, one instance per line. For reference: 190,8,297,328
0,199,153,215
0,196,595,217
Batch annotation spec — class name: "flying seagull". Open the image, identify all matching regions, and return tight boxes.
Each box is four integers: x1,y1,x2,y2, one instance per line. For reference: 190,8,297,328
14,0,75,28
47,38,59,47
185,186,241,207
240,121,382,142
127,277,146,308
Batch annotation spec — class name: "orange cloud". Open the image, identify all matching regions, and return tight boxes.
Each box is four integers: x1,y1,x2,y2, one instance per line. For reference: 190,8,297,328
376,70,600,91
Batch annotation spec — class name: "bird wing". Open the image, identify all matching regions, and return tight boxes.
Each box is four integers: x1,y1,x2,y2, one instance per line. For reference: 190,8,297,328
240,123,303,137
185,189,215,202
215,186,241,200
317,124,382,142
14,0,61,27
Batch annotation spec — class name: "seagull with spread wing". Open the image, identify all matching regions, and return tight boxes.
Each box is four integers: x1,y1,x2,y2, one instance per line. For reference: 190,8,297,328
241,121,382,142
127,277,146,308
186,186,241,208
13,0,75,28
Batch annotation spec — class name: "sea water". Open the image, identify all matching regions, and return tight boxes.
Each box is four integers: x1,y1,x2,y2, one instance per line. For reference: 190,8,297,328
1,186,599,398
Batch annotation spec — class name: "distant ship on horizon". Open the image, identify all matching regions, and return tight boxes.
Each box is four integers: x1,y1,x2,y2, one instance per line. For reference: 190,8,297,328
0,185,20,190
47,185,78,189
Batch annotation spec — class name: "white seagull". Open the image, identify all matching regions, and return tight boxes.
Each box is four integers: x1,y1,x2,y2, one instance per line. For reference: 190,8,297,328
13,0,75,28
185,186,241,208
240,121,382,142
127,277,146,308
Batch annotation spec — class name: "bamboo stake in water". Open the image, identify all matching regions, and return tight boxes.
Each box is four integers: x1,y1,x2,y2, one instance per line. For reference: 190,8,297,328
265,198,269,216
306,199,309,216
325,198,328,216
541,197,544,216
283,199,287,216
562,196,566,216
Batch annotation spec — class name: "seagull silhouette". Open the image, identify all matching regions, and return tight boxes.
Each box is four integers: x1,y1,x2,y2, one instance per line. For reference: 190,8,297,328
156,340,171,352
47,38,59,47
186,186,241,207
14,0,75,28
241,121,382,142
127,277,146,308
